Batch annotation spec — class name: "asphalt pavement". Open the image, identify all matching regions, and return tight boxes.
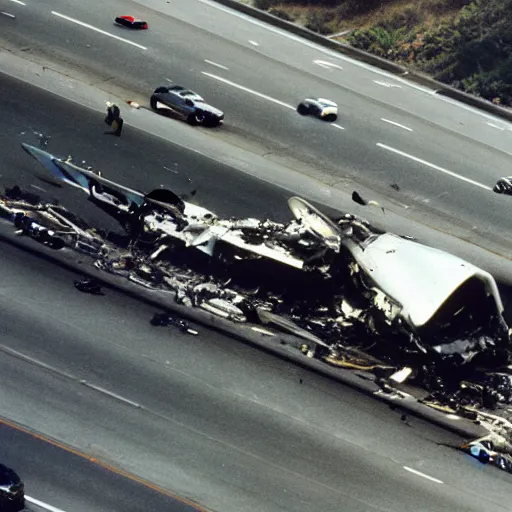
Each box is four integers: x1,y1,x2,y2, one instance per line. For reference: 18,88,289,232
0,73,291,224
0,78,511,511
1,235,512,512
2,0,512,254
0,420,201,512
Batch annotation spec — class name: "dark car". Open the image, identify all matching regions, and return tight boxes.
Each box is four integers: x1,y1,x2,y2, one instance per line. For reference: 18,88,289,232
150,85,224,126
114,15,148,29
0,464,25,511
493,176,512,195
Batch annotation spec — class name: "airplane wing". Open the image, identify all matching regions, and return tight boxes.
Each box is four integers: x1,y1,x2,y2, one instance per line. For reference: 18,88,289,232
21,143,146,208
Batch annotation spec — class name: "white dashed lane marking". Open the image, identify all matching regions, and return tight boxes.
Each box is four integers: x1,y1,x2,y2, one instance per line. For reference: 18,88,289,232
487,122,505,131
376,142,492,191
204,59,229,70
403,466,444,484
380,118,413,132
9,0,25,5
314,60,343,71
202,72,295,110
248,40,259,46
51,12,148,50
373,80,402,88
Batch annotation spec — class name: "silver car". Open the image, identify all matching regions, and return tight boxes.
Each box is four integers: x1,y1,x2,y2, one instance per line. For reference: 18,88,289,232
297,98,338,122
150,85,224,126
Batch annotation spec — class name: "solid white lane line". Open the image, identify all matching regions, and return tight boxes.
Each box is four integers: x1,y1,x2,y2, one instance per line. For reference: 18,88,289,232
202,72,295,110
26,495,69,512
331,124,345,131
51,12,148,50
376,142,492,191
381,118,413,132
487,122,505,131
248,40,259,46
403,466,444,484
9,0,25,5
204,59,229,70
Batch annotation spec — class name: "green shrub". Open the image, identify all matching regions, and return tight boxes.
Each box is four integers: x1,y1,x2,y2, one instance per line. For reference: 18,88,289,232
305,10,335,34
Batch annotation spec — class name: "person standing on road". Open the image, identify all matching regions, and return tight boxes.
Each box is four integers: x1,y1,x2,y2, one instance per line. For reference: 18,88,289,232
104,101,124,137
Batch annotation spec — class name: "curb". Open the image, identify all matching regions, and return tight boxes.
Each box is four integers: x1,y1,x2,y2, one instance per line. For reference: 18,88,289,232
0,220,488,440
212,0,512,123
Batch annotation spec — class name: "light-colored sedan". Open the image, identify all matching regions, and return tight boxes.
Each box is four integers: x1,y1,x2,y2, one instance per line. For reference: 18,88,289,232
297,98,338,122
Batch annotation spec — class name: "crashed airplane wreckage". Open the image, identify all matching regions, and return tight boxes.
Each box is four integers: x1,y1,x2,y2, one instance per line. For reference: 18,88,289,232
5,143,512,448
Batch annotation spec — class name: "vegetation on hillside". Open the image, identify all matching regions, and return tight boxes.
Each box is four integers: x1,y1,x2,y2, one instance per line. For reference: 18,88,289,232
253,0,512,106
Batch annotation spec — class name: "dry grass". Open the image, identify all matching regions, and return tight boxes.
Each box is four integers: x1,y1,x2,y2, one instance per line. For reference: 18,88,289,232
269,0,462,35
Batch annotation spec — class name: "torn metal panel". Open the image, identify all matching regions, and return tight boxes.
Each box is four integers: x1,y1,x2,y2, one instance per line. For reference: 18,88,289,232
345,232,504,330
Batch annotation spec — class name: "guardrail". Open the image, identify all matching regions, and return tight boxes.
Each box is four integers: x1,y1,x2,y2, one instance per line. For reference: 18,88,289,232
212,0,512,123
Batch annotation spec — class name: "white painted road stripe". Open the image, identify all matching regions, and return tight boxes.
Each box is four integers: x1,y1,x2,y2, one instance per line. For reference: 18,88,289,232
373,80,402,89
314,60,343,71
26,495,69,512
80,381,141,408
403,466,444,484
204,59,229,70
487,122,505,131
331,124,345,131
377,143,492,191
202,72,295,110
381,118,413,132
248,40,259,46
51,12,148,50
9,0,25,5
0,344,76,380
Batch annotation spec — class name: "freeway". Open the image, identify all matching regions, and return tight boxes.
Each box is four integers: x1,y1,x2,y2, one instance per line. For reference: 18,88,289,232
0,420,200,512
0,73,511,512
1,225,512,512
0,74,292,224
2,0,512,254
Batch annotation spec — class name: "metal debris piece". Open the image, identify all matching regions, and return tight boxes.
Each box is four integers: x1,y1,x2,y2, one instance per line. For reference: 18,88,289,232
74,278,103,295
150,313,198,335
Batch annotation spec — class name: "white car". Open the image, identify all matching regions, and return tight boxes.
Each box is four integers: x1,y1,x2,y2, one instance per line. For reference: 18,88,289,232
297,98,338,122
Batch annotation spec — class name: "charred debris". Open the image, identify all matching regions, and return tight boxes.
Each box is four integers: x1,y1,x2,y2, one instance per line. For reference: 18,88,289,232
5,143,512,464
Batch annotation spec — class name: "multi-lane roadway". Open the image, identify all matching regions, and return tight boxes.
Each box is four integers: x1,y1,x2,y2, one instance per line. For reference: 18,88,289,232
0,73,511,512
0,420,200,512
2,0,512,254
2,1,512,510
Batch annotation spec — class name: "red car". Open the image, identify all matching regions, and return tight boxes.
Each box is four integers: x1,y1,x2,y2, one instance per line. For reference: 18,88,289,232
114,15,148,30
